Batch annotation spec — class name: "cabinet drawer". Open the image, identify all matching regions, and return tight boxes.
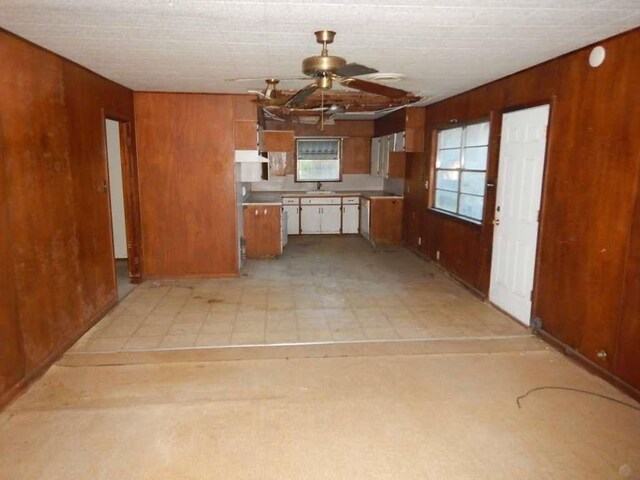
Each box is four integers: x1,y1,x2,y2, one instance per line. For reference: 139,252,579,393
282,197,299,205
342,196,359,204
301,197,341,205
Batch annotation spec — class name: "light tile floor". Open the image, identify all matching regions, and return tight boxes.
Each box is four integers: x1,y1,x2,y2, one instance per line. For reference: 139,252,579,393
71,236,526,353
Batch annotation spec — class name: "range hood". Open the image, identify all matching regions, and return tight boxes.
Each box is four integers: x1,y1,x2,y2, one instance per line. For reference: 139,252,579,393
235,150,267,163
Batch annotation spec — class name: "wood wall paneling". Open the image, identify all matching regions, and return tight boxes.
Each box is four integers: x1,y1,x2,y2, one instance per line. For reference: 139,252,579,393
342,137,370,174
374,109,405,137
0,29,136,406
234,120,258,150
0,119,24,400
404,28,640,391
232,95,258,121
265,119,374,138
535,33,640,368
404,108,426,152
134,93,238,277
615,181,640,388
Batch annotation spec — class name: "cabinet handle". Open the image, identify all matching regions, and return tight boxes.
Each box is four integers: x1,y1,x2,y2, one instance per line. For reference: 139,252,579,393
264,209,267,215
255,209,258,216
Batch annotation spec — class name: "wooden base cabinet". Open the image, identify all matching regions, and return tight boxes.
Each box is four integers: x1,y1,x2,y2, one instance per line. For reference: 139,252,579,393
243,205,282,258
370,198,404,245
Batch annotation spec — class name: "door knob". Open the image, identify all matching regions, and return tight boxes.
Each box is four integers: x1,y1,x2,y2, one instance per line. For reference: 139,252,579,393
492,218,500,226
596,350,607,360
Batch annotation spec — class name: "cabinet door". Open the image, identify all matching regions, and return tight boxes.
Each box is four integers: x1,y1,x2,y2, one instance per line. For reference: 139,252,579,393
283,205,300,235
370,137,380,176
342,204,359,234
262,130,294,152
379,136,390,178
343,137,370,174
243,206,281,257
321,205,342,234
360,198,370,238
301,206,322,234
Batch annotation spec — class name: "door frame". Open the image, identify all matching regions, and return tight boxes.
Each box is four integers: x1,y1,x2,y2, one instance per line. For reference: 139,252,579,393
102,111,143,286
489,99,555,325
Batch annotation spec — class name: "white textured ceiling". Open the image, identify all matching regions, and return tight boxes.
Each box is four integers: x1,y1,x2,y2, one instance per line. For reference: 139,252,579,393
1,0,638,103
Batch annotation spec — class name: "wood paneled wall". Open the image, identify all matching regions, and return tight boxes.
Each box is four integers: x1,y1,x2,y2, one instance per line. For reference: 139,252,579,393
0,30,135,407
134,93,244,278
404,27,640,391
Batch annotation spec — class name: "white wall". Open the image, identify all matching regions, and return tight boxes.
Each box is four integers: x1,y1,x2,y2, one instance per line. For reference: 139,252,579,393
105,119,128,259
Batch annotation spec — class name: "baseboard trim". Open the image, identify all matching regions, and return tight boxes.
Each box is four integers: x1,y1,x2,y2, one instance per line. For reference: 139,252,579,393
534,328,640,403
0,298,117,410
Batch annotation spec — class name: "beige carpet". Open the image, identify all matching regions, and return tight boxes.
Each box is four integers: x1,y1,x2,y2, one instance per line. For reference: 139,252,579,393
1,349,638,479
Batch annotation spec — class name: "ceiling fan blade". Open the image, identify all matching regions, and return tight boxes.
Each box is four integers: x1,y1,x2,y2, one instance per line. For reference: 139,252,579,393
338,77,411,99
285,83,319,107
334,63,378,78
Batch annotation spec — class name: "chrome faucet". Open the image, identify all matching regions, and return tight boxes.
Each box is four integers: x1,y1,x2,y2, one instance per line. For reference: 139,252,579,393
316,182,322,191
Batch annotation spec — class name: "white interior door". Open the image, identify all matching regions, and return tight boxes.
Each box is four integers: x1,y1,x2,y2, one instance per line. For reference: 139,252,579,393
489,104,550,325
105,120,127,259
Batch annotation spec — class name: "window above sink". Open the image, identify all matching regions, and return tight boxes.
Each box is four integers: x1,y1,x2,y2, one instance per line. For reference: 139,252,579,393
296,138,342,183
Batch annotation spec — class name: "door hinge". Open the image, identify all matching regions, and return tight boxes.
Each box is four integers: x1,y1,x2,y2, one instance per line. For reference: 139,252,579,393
424,180,429,189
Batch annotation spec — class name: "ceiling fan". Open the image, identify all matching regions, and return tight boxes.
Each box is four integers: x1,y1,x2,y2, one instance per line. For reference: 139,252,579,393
288,30,415,106
250,30,417,110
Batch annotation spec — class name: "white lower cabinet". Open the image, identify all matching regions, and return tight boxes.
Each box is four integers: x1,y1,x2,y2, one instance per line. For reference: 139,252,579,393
283,205,300,235
342,205,359,234
321,205,341,233
301,206,322,234
300,205,341,234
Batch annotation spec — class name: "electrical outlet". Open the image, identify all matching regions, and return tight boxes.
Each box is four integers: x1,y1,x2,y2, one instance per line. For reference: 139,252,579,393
418,236,422,246
436,250,440,260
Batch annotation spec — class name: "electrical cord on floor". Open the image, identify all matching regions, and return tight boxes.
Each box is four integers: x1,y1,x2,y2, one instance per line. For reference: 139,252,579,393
516,386,640,411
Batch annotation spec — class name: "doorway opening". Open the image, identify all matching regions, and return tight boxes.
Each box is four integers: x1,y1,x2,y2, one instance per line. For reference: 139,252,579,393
489,104,550,325
105,118,135,300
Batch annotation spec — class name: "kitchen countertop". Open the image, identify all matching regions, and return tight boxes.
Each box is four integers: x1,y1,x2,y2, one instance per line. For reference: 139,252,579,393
243,190,403,205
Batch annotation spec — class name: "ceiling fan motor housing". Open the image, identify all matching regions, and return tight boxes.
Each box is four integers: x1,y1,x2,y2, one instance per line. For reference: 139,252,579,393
302,29,346,79
302,55,346,77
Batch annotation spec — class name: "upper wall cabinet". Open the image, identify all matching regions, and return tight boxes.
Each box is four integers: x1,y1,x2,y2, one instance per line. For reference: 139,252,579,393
370,134,406,179
342,137,371,174
261,130,295,152
374,107,426,153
